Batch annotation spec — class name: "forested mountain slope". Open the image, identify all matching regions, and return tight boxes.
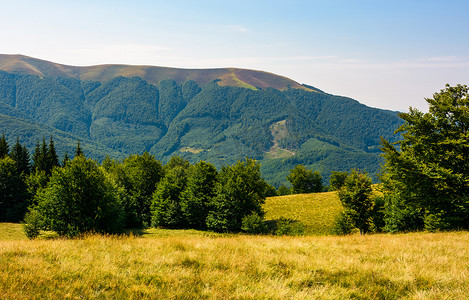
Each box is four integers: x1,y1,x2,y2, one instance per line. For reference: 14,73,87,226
0,55,402,186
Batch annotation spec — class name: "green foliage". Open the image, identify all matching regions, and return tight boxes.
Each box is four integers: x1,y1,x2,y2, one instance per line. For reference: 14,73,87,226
32,137,60,175
0,70,403,187
277,185,291,196
74,140,84,158
333,211,354,235
47,136,60,171
338,170,373,234
0,133,8,158
287,164,323,194
370,195,386,232
32,156,125,237
9,138,31,175
329,171,348,191
241,212,267,234
274,217,305,236
206,158,268,232
22,209,42,239
151,166,188,228
0,157,30,222
110,152,164,228
181,161,218,229
25,170,49,204
381,84,469,231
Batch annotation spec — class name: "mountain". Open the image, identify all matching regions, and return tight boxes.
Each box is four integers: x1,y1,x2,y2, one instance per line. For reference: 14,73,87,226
0,54,309,91
0,54,402,186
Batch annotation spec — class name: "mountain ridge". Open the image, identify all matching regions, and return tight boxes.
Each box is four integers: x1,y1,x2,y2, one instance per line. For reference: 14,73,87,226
0,54,311,91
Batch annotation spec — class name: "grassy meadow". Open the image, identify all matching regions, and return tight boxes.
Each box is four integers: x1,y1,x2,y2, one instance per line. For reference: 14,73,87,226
1,224,468,299
2,193,468,299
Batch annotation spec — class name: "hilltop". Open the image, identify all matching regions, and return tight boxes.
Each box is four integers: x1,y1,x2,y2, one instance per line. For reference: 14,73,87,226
0,54,309,91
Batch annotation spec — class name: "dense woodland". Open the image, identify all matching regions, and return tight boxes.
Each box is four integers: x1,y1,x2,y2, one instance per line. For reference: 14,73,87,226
0,70,402,186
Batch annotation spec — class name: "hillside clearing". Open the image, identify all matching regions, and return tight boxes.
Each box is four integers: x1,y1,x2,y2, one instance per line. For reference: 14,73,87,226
264,192,343,235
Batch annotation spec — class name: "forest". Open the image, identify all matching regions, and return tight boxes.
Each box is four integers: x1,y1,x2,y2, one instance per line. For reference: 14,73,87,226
0,84,468,237
0,69,402,186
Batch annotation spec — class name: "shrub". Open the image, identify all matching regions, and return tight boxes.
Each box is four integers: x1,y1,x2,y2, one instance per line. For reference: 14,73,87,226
241,212,267,234
23,209,42,239
333,211,354,235
275,217,305,236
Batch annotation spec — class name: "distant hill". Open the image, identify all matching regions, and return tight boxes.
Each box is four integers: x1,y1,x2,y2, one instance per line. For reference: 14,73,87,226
0,55,402,186
0,54,309,91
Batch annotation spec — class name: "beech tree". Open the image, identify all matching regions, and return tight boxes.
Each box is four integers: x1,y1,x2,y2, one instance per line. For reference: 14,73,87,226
206,159,268,232
287,164,323,194
151,166,187,228
338,169,373,234
29,156,124,237
181,161,218,229
381,84,469,231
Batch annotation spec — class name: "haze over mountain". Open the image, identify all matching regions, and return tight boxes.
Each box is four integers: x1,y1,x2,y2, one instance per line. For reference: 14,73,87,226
0,54,402,186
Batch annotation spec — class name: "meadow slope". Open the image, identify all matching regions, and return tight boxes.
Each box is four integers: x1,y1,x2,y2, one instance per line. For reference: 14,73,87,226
264,191,343,235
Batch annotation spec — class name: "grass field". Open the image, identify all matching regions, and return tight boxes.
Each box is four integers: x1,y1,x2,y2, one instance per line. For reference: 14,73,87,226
264,192,343,235
1,224,468,299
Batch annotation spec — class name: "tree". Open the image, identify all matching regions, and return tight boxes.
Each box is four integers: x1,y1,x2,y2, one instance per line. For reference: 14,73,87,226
287,164,323,194
62,152,70,167
32,138,48,173
9,138,31,175
338,169,373,234
0,133,9,158
206,158,268,232
181,161,218,229
113,152,164,227
74,140,84,158
151,166,188,228
46,136,60,172
29,156,124,237
329,171,348,191
0,157,30,222
381,84,469,231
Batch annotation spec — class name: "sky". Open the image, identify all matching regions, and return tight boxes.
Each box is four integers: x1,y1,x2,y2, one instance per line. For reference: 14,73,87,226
1,0,468,112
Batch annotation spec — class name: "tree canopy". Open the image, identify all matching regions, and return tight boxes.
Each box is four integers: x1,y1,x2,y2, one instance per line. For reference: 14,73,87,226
31,156,124,237
381,84,469,231
287,164,323,194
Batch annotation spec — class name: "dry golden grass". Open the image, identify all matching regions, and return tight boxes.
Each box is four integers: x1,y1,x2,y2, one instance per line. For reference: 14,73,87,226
264,192,343,235
0,223,27,241
1,226,468,299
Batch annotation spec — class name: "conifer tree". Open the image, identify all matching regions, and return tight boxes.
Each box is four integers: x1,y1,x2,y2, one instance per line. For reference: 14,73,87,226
0,133,9,158
32,138,48,173
75,140,84,157
47,136,60,172
0,157,30,222
62,151,70,167
9,138,31,175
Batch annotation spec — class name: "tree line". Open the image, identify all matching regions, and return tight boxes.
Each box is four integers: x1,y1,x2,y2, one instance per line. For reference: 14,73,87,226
0,136,277,237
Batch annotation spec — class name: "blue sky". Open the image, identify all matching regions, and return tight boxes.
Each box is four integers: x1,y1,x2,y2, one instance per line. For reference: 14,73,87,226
1,0,468,111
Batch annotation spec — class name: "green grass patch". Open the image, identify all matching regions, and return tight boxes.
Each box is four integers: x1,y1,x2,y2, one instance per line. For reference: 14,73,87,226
264,191,343,235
